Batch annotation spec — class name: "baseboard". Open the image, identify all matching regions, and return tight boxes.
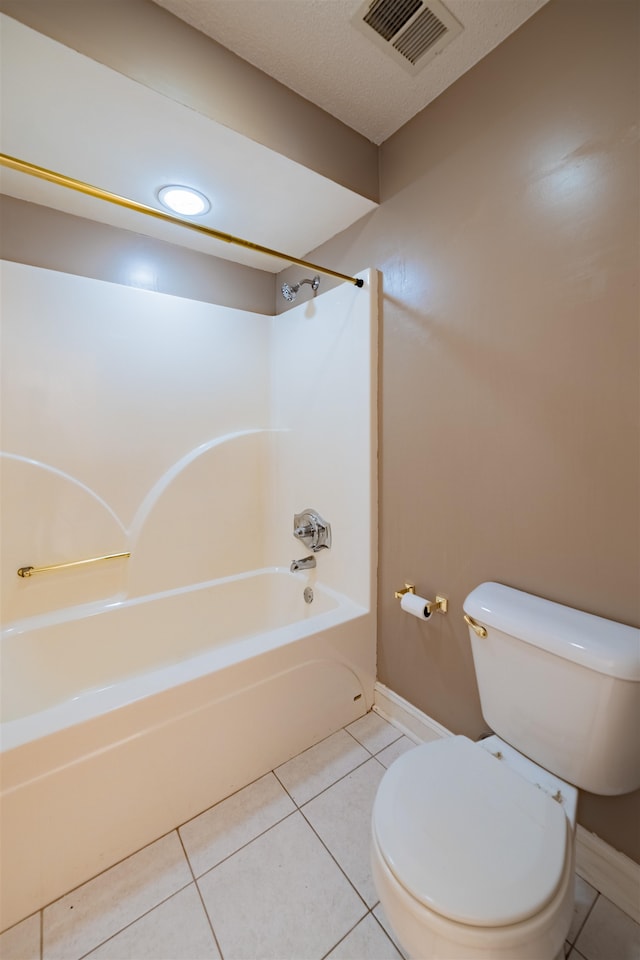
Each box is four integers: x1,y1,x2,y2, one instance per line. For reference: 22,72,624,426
575,825,640,924
373,682,453,744
373,681,640,924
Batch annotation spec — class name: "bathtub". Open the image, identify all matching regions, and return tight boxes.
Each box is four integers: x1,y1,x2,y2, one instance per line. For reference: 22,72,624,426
0,568,375,931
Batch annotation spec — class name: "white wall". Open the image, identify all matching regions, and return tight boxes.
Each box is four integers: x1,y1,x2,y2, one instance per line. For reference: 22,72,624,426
1,261,270,622
0,261,376,625
268,270,377,609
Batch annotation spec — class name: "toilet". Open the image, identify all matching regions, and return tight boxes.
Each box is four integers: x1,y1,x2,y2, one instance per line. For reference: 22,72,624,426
371,582,640,960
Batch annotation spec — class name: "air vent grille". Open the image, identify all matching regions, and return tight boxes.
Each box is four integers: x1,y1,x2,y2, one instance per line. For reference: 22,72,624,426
353,0,463,75
363,0,422,42
393,7,448,64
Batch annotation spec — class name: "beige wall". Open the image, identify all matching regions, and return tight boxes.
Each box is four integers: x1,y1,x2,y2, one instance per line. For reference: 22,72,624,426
0,196,275,313
0,0,378,202
280,0,640,862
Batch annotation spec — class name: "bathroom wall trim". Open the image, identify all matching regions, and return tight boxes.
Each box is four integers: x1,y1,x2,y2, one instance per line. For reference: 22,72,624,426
573,827,640,925
373,682,640,924
373,682,453,744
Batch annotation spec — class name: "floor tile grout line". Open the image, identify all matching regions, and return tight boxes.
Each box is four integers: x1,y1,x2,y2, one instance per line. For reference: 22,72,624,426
272,725,369,776
272,765,297,804
72,876,194,960
343,723,404,757
176,829,225,960
275,752,379,811
193,885,227,960
38,828,194,958
179,731,370,844
318,907,376,960
182,719,404,839
32,768,288,933
297,803,372,914
570,891,600,954
190,800,368,960
317,904,403,960
35,825,183,922
178,767,285,834
177,827,199,884
0,910,44,949
188,808,299,884
571,891,600,947
178,744,382,889
180,731,386,951
370,907,404,958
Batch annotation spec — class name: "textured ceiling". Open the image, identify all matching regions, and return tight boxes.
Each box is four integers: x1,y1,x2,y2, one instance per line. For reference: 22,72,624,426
153,0,548,144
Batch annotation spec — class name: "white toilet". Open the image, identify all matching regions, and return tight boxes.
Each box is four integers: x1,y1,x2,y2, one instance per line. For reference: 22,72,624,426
371,582,640,960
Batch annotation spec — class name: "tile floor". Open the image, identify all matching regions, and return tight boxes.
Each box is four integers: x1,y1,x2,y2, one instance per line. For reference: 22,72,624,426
2,712,639,960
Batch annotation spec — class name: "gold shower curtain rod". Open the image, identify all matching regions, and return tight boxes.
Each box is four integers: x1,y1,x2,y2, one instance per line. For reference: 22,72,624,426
0,153,364,288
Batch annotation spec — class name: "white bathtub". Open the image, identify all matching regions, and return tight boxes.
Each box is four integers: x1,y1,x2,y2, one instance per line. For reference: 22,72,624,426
0,568,375,931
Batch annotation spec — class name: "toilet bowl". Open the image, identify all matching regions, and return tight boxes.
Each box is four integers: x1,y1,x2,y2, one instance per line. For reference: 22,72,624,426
372,735,576,960
370,581,640,960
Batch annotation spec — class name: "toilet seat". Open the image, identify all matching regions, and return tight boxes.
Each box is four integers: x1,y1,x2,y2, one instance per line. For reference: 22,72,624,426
372,736,568,928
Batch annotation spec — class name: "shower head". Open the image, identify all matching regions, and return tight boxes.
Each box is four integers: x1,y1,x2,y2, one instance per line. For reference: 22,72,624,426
281,275,320,302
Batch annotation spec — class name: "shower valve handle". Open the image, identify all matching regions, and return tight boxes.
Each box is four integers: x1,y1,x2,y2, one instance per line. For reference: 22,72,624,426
294,524,315,539
293,510,331,552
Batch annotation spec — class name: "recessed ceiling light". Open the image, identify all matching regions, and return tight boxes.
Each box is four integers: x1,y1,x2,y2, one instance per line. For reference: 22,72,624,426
157,185,211,217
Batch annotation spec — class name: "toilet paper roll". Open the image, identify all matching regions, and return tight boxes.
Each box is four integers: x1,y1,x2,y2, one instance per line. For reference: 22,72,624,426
400,592,432,620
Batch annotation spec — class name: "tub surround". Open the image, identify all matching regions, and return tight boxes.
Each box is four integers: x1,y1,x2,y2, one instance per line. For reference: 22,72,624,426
0,262,377,930
1,261,376,620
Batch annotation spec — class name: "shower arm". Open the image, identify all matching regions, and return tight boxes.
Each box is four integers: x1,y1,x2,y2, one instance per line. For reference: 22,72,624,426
0,153,364,289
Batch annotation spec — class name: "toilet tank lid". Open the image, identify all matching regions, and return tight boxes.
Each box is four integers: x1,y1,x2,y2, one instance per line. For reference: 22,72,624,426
464,582,640,681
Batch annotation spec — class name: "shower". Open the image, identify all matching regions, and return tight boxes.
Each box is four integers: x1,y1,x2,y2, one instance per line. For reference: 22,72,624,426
281,275,320,302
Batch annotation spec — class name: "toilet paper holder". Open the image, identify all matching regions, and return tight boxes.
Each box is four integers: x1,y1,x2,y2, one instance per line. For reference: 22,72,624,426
394,583,448,615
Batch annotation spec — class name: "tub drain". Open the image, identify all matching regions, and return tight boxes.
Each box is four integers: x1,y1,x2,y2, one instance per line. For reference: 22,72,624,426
304,587,314,604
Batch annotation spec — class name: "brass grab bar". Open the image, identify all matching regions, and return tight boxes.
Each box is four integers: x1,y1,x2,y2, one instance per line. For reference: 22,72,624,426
0,153,364,288
17,552,130,578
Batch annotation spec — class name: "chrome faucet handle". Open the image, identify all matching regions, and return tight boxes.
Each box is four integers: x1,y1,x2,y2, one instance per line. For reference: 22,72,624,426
294,522,315,539
293,509,331,552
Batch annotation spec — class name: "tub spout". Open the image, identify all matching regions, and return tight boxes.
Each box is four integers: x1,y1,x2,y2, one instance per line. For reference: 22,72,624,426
290,556,316,572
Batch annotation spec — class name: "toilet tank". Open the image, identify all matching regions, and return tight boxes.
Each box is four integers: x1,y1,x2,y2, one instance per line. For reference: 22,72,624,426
463,582,640,795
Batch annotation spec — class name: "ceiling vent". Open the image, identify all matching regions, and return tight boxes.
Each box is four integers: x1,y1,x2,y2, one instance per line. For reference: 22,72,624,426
353,0,463,75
